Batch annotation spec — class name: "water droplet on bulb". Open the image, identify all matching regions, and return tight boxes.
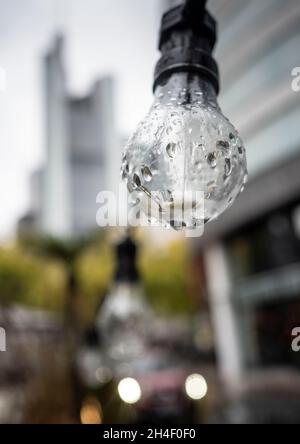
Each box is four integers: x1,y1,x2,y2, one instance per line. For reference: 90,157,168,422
192,218,204,228
238,146,243,155
196,143,205,152
141,165,152,182
207,180,216,192
127,182,134,193
207,152,217,168
166,143,176,158
161,190,173,203
170,220,187,231
133,173,141,188
129,193,140,205
224,158,232,177
150,161,159,175
210,211,219,221
217,140,230,152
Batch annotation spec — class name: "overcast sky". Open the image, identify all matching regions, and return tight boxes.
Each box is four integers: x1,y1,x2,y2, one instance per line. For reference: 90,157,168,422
0,0,167,240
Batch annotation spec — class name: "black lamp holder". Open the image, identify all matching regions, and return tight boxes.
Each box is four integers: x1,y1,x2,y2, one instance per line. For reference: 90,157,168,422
114,235,140,283
153,0,219,94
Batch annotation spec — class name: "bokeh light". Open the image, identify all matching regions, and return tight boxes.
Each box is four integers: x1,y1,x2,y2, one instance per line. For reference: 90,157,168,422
80,397,103,424
117,377,142,404
185,373,208,400
95,366,113,385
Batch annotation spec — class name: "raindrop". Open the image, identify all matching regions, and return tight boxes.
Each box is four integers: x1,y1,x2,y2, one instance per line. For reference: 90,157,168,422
210,211,218,221
217,140,230,151
161,190,173,203
166,143,176,158
207,180,216,192
133,173,141,188
129,193,140,205
170,220,187,231
224,158,232,177
141,165,152,182
207,152,217,168
121,169,127,180
150,159,159,174
127,182,134,193
196,143,205,152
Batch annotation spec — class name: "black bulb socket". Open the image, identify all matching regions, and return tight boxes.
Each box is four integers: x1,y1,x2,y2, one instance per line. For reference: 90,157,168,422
153,1,220,95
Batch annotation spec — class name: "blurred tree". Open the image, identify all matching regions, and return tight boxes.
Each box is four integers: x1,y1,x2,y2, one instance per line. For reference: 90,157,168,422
20,235,90,328
140,239,196,316
0,247,65,312
76,239,115,324
77,235,196,318
3,234,196,319
19,233,107,421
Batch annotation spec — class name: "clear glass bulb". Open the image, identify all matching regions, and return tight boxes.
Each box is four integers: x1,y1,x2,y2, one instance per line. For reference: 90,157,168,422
96,282,151,370
121,73,248,231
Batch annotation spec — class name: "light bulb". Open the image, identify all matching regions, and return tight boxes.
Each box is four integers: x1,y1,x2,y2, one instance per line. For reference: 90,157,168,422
121,72,247,231
96,282,151,367
121,0,248,233
96,235,151,370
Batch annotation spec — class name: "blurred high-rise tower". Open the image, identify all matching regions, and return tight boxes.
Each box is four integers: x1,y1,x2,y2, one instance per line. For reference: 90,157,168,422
43,36,71,237
19,36,120,238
